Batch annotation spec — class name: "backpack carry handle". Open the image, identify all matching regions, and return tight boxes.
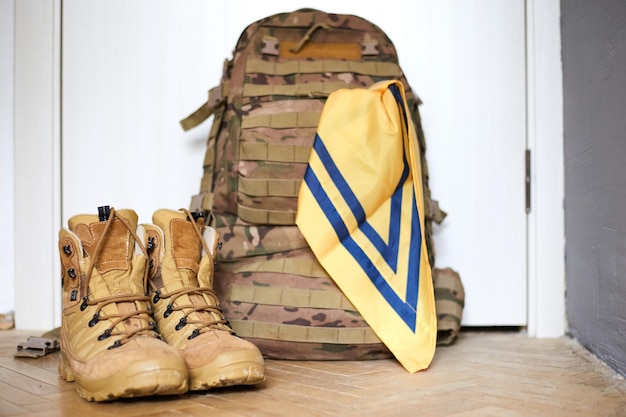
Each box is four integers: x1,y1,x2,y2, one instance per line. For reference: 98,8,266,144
289,23,332,54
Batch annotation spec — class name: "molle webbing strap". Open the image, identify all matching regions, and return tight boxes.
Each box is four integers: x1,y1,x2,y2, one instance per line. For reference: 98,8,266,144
237,204,296,225
208,108,224,142
198,107,224,196
200,171,213,195
246,59,402,77
217,256,328,278
227,285,357,311
243,82,357,98
180,83,228,131
229,320,381,345
434,270,465,309
201,194,213,212
434,288,465,308
241,111,321,129
180,103,212,131
435,302,462,325
238,177,301,197
239,142,311,163
200,146,215,194
203,147,215,168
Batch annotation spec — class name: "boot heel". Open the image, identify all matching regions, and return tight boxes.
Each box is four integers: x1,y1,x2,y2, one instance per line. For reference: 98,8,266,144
58,352,75,382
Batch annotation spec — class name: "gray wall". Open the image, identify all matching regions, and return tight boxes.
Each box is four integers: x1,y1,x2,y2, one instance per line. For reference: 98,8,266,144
562,0,626,377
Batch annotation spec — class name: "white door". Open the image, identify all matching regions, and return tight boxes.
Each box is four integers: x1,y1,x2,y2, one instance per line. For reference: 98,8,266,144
412,2,528,325
62,0,527,326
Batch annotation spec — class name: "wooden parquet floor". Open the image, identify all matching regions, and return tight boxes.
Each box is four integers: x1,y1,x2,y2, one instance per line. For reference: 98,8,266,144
0,329,625,417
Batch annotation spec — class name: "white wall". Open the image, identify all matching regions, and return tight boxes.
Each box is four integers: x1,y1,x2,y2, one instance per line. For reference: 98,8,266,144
12,0,565,335
62,0,528,327
14,0,62,330
60,0,431,223
0,0,15,315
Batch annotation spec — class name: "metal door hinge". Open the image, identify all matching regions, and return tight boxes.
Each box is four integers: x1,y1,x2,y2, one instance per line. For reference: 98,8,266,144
525,149,531,213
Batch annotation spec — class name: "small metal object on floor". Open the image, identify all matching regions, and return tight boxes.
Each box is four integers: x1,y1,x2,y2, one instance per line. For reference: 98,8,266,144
14,336,60,358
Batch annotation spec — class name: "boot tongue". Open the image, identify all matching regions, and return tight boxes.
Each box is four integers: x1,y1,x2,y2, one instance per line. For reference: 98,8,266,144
152,209,202,291
153,209,225,327
68,209,141,295
67,209,150,340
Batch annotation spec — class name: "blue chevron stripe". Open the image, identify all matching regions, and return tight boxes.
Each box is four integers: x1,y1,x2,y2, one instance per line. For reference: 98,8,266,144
311,136,408,272
302,84,422,331
303,166,420,331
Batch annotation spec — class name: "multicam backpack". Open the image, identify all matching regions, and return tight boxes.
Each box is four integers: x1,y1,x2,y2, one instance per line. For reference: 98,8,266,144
181,8,447,360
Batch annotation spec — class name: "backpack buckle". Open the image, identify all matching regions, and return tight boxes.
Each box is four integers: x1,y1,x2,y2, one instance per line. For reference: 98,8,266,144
261,36,279,56
362,39,379,56
208,85,223,107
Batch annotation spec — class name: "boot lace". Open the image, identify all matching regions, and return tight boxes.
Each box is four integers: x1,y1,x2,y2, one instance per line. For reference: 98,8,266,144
80,207,157,350
149,208,234,340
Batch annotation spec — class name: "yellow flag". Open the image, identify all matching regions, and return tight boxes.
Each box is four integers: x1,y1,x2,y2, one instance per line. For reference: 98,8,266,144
296,80,436,373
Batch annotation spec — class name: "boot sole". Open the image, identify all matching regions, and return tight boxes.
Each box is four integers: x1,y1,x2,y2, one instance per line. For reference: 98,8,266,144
59,351,189,401
188,350,266,391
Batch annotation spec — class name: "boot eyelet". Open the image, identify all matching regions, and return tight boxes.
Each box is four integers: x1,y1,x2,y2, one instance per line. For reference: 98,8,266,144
68,268,76,278
175,317,187,331
97,328,111,341
188,329,200,340
88,313,99,327
163,304,173,318
108,340,122,350
70,289,77,301
152,290,161,303
63,245,72,255
80,297,89,311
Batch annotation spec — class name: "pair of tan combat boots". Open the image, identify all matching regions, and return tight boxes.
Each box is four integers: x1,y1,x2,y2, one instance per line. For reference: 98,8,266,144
57,206,265,401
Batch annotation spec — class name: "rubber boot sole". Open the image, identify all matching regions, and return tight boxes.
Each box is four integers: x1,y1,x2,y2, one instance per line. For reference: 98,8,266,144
59,351,189,401
188,350,266,391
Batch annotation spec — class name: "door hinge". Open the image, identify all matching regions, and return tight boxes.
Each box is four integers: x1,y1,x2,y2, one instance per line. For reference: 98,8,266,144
525,149,531,213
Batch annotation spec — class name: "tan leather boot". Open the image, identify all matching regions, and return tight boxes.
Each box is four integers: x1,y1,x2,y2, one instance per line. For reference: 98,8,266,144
145,208,265,391
57,207,188,401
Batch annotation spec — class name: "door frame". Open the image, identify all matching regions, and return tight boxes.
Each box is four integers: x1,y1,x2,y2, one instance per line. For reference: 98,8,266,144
14,0,63,330
525,0,565,337
13,0,564,337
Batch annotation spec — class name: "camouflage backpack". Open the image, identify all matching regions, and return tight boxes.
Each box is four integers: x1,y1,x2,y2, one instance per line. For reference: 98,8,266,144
181,8,448,360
